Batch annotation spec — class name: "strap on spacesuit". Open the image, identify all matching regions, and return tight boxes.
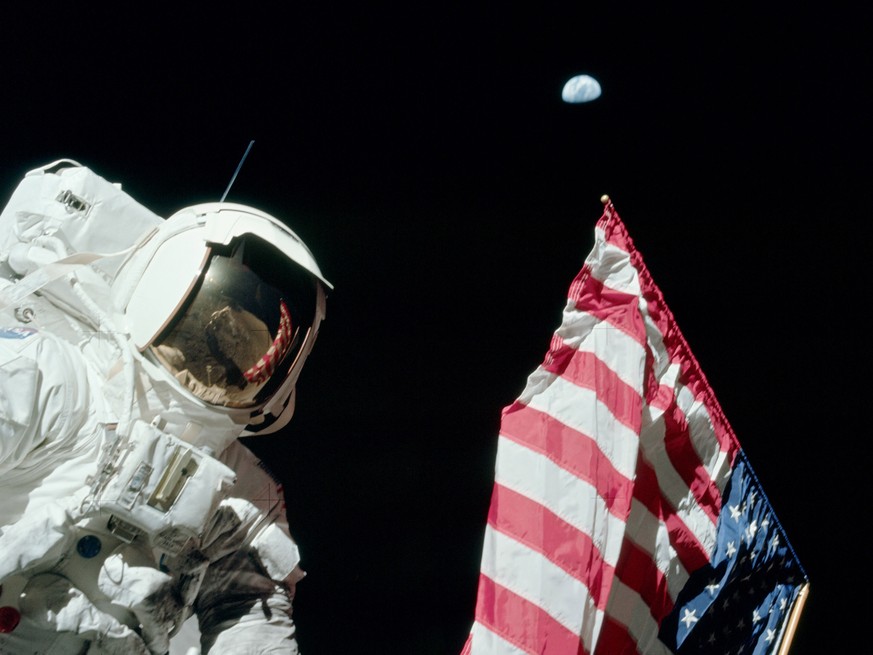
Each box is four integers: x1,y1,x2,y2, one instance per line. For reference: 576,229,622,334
0,251,102,310
0,225,161,309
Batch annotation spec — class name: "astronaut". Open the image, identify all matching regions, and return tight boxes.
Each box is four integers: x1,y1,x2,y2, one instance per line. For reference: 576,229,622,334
0,160,331,654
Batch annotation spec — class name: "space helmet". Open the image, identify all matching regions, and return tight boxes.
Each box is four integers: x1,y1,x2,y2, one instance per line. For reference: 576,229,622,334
114,202,331,433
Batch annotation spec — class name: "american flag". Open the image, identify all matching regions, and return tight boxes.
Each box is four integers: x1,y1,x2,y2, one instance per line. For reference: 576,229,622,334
462,201,809,655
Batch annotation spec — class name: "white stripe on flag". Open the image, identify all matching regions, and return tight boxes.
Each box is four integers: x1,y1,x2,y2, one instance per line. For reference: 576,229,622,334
587,227,641,296
480,526,603,652
623,497,691,602
603,577,675,655
551,307,646,391
494,437,628,567
521,374,640,480
677,389,733,485
468,621,535,655
639,417,721,555
639,304,733,493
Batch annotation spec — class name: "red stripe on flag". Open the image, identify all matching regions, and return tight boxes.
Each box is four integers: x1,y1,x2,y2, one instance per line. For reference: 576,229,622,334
475,575,590,655
594,614,643,655
598,210,737,458
648,384,724,525
541,346,643,433
567,267,647,350
632,456,710,573
619,252,739,461
488,483,614,611
500,405,634,520
613,536,675,622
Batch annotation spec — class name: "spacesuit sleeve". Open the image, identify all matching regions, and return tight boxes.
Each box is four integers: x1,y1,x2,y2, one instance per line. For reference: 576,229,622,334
0,328,100,494
193,441,304,654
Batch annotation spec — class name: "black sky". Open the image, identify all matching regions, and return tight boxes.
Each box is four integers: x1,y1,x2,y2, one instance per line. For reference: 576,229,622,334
1,5,870,653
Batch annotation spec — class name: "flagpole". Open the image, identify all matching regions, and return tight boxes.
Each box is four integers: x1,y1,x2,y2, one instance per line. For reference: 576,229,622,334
776,583,810,655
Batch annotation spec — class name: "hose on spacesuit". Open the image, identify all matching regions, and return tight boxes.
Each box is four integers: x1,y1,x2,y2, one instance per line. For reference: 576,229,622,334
69,273,136,438
68,271,142,521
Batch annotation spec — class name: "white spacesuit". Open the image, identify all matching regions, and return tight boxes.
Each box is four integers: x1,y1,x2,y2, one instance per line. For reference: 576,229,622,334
0,160,331,654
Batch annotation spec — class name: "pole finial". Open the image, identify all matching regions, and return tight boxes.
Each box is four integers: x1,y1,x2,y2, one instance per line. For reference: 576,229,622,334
600,194,610,206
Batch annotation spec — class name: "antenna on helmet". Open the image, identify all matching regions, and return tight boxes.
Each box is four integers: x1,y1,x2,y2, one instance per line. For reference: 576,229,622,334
221,139,255,202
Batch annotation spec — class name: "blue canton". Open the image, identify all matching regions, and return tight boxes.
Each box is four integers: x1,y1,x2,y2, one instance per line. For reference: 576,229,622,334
659,455,808,654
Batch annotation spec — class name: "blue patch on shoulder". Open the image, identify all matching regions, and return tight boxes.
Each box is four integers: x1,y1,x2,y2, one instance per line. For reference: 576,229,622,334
0,327,38,339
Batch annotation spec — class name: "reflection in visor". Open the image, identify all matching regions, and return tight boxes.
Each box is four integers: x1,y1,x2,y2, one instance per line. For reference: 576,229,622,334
149,235,315,408
244,299,293,384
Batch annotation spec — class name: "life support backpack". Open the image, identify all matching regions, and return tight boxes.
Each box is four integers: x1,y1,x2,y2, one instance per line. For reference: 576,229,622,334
0,158,164,314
